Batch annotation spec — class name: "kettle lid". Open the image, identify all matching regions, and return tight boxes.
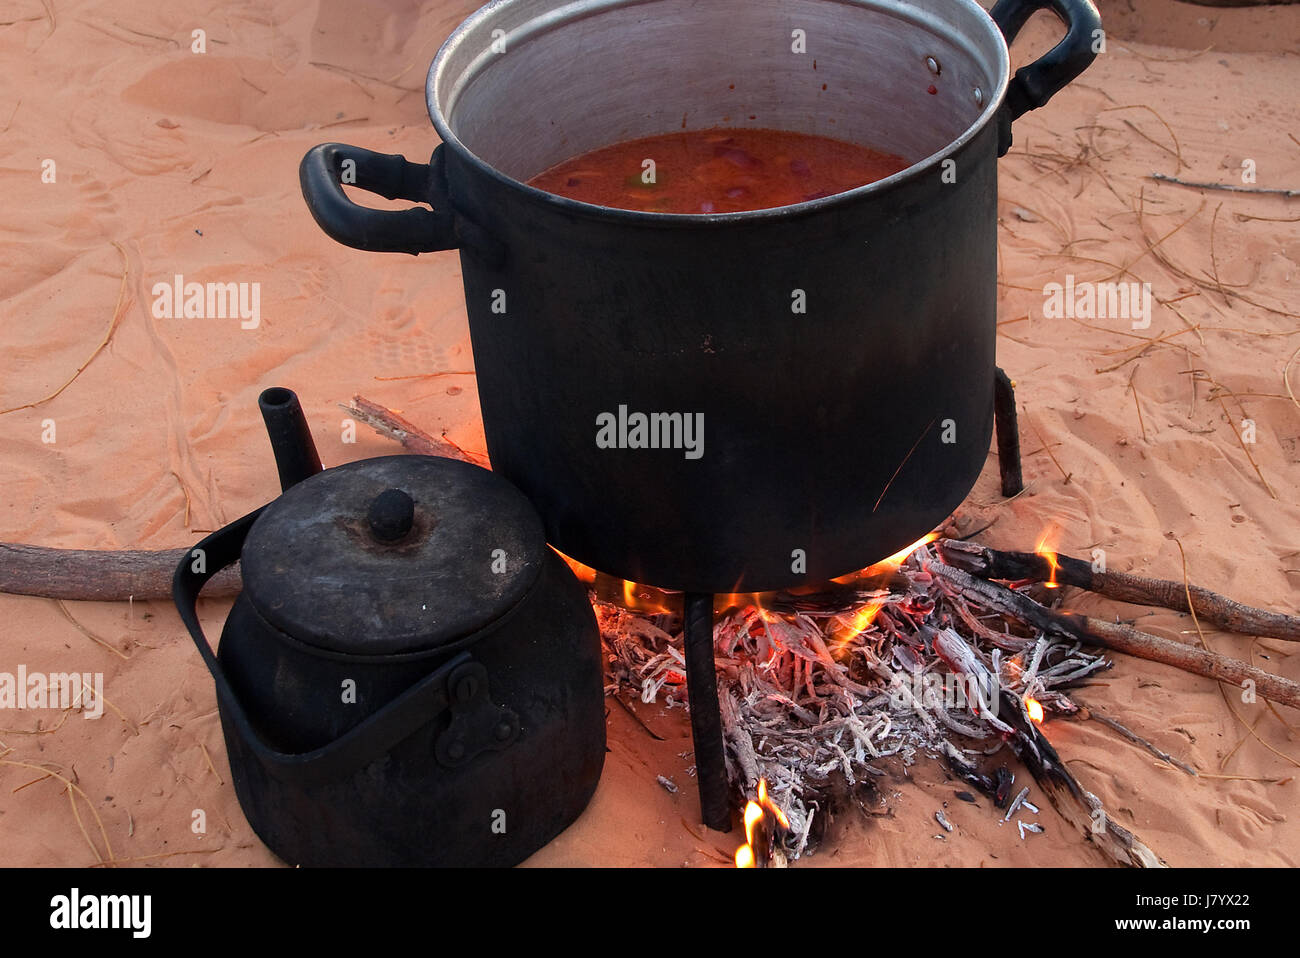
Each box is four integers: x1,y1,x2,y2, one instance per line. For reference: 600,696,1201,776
239,455,547,656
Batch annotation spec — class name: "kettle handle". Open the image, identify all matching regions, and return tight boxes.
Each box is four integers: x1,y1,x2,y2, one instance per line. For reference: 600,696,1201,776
172,511,473,788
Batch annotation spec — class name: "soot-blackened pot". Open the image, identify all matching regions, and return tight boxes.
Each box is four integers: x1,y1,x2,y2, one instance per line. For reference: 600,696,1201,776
300,0,1101,593
173,388,605,867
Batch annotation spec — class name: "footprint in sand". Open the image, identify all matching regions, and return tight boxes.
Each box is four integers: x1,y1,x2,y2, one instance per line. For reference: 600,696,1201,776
67,100,196,177
57,174,119,246
365,322,465,375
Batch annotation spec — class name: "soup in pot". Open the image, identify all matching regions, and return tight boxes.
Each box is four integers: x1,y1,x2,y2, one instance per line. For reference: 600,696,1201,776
527,127,910,214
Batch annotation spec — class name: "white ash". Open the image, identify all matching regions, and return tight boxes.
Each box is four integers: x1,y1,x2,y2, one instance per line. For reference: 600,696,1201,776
595,543,1110,862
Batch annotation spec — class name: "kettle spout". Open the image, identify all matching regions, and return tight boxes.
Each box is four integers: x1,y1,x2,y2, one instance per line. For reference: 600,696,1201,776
259,387,324,492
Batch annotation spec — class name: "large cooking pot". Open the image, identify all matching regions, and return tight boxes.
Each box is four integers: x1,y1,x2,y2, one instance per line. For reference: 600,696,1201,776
300,0,1101,594
173,388,605,866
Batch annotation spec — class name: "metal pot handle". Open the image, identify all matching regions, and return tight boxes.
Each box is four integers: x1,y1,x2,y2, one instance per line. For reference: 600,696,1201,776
299,142,461,255
990,0,1102,155
172,511,495,787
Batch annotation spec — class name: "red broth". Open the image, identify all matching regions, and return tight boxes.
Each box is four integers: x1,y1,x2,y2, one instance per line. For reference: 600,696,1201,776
527,127,910,214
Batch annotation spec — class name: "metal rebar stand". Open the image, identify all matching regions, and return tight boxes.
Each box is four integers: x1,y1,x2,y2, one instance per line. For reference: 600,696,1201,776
682,592,731,832
994,367,1025,498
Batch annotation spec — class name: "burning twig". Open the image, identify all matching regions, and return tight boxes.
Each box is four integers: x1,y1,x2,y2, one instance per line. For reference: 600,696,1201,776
734,779,790,868
599,525,1300,864
596,525,1300,866
929,562,1300,711
998,685,1164,868
937,538,1300,641
935,630,1162,867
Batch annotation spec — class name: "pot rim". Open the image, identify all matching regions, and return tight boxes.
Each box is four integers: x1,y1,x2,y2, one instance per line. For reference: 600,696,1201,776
426,0,1011,227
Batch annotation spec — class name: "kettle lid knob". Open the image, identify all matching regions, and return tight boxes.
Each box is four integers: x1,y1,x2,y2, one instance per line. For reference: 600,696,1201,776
367,488,415,542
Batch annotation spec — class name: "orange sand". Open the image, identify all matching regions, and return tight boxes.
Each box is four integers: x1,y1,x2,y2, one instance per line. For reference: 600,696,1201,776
0,0,1297,867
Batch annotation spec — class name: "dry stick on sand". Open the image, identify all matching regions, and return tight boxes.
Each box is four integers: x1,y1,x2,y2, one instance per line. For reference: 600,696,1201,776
0,242,129,416
929,562,1300,711
937,538,1300,641
0,543,241,601
341,395,482,464
1149,173,1300,198
1073,700,1199,777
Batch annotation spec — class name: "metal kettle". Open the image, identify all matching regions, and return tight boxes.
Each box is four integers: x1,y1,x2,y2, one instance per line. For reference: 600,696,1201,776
173,387,605,867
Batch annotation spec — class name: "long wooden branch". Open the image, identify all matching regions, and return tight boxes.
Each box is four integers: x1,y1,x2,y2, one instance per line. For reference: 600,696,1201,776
929,562,1300,710
0,543,241,600
0,398,472,602
938,538,1300,641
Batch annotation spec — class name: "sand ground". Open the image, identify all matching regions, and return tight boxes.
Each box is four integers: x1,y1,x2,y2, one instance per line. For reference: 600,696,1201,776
0,0,1297,867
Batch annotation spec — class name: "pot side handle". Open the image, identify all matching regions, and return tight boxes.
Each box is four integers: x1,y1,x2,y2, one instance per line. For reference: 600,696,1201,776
300,142,461,255
172,511,473,788
990,0,1102,156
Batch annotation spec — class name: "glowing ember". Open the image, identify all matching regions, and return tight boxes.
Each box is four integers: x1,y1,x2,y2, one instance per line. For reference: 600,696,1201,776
734,779,790,868
1026,697,1045,723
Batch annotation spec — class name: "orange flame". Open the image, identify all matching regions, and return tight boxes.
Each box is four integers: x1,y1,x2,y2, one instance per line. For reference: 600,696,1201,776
555,549,597,585
734,779,790,868
844,597,886,635
831,532,939,586
1034,528,1061,590
832,596,888,657
717,592,761,613
1026,697,1044,724
561,531,943,618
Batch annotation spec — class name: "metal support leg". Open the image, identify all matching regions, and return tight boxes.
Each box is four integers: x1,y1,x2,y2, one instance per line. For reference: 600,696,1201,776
994,367,1025,498
683,592,731,832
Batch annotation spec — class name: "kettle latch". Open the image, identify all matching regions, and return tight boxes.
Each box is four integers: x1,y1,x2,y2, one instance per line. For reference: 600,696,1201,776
434,660,520,767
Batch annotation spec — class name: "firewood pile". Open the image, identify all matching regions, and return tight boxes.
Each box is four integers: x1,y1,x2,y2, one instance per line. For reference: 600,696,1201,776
597,537,1300,867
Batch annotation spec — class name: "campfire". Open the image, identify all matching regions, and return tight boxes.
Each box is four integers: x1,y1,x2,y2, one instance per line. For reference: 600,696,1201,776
582,531,1300,867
